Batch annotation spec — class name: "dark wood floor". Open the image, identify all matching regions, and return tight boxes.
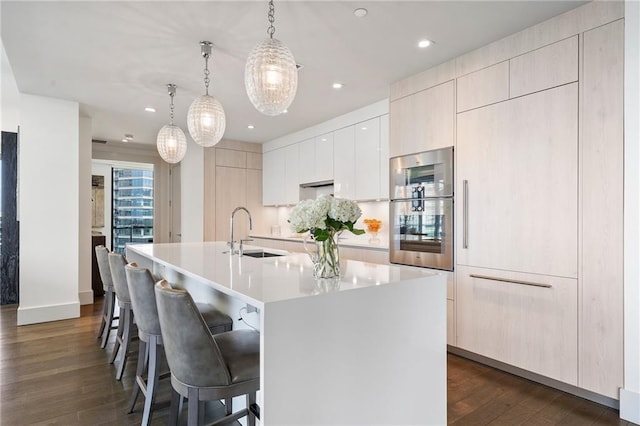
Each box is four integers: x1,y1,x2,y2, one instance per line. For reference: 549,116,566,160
0,300,634,426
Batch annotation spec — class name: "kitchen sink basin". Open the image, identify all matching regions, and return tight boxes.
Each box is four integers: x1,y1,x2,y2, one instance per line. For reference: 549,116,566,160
242,250,285,258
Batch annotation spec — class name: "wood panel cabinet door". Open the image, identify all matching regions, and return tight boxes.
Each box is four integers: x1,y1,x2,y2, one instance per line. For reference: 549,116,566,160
456,266,578,385
389,80,454,158
262,149,285,206
456,83,578,278
580,19,624,399
216,166,247,242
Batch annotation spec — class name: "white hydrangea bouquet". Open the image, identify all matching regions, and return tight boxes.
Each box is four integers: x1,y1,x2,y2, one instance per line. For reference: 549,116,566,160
289,195,364,279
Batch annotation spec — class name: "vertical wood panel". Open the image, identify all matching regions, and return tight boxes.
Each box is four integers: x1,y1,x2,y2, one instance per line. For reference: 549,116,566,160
215,166,247,243
580,19,624,399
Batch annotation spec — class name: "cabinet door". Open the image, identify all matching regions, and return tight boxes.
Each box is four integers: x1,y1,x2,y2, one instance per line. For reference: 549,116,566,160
315,133,334,182
333,126,355,199
456,265,578,385
284,144,299,205
298,138,315,184
262,149,285,206
456,83,578,278
354,117,381,201
379,114,390,200
216,167,247,242
580,20,624,399
389,80,454,158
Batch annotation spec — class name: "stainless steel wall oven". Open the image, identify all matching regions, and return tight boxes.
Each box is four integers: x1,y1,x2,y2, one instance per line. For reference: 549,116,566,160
389,147,454,270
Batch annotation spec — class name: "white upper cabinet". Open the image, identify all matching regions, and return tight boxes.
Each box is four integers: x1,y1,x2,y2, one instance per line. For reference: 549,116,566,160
284,144,299,205
298,133,334,185
333,126,355,199
262,148,285,206
379,114,390,199
315,133,334,182
389,80,454,158
354,117,381,200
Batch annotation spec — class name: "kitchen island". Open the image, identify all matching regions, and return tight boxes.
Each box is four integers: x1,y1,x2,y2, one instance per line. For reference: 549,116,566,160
126,241,446,425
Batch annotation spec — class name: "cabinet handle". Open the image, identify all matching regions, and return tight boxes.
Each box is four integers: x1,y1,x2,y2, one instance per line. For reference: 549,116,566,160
469,274,552,289
463,180,469,249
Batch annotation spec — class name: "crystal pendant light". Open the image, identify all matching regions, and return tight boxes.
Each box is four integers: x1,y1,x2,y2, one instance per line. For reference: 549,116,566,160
187,41,226,147
156,84,187,164
245,0,298,116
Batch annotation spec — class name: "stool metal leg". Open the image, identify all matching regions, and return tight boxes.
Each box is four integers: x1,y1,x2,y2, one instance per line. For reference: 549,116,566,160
140,335,160,426
168,388,180,426
100,292,116,349
115,307,133,380
127,338,148,413
110,306,125,363
247,392,256,426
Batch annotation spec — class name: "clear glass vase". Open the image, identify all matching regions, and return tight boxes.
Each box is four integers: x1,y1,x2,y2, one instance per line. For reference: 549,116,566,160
304,233,341,279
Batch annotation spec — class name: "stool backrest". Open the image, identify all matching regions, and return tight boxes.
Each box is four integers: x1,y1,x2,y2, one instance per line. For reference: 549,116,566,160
126,264,161,336
95,245,113,292
108,252,131,303
154,280,231,387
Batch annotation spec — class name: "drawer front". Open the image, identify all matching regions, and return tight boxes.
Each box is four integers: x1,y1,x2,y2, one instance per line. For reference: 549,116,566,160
456,265,577,385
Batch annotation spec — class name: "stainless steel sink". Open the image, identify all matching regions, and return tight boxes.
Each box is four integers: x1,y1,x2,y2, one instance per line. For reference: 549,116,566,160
242,250,285,258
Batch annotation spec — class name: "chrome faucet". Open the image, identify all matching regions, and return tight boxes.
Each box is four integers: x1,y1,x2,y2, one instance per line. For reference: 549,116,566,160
229,206,252,254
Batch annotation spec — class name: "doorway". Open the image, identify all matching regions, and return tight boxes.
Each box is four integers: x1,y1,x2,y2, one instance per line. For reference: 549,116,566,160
1,131,19,305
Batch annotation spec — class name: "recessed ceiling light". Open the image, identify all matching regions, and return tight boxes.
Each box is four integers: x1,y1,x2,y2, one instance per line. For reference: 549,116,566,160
144,107,156,113
418,39,433,48
122,134,134,143
247,125,255,129
353,8,368,18
283,109,288,114
332,82,343,89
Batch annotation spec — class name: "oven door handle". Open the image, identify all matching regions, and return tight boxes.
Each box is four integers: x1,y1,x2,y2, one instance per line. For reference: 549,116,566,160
463,180,469,249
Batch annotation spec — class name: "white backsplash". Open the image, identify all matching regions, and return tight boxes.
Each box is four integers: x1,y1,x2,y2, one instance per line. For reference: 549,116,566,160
265,200,390,244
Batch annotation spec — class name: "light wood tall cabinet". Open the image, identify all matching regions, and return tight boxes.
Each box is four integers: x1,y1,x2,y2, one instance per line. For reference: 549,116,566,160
456,83,578,278
389,80,455,157
579,19,624,399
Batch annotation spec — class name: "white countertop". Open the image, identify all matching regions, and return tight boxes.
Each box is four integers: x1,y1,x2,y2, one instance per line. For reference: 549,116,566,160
249,233,389,250
127,241,437,308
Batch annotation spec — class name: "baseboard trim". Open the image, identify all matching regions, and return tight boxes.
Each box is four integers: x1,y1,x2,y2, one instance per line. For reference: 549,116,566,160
17,301,80,325
78,290,94,306
448,346,620,410
620,388,640,423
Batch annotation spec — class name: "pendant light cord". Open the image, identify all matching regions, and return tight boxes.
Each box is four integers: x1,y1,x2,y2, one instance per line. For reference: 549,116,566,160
169,91,175,125
267,0,275,39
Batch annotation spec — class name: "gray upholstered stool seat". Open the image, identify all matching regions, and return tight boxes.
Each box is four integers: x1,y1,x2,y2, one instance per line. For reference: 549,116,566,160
125,265,233,426
155,280,259,426
95,245,119,349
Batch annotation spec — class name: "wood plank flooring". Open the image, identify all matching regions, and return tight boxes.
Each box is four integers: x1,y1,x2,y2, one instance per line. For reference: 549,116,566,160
0,300,635,425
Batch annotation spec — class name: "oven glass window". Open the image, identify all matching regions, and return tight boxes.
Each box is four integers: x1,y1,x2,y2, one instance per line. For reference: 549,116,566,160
395,199,449,254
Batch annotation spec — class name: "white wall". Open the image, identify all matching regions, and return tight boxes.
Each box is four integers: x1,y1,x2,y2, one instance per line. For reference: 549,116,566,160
18,94,81,324
622,0,640,422
78,116,92,305
180,143,204,242
0,39,19,132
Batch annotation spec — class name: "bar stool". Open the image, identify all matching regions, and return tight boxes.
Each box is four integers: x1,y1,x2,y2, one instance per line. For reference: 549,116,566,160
155,280,260,426
125,265,234,426
108,252,137,380
95,245,118,349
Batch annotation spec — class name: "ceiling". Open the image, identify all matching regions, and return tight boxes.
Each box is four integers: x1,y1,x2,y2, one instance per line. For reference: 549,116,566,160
1,1,586,145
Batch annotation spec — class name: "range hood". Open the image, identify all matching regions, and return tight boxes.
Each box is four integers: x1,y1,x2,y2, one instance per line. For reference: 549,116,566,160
299,180,333,188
